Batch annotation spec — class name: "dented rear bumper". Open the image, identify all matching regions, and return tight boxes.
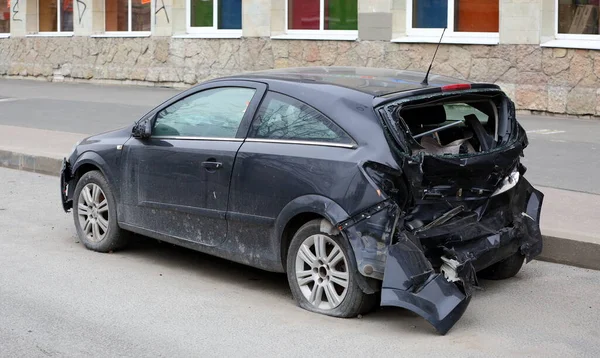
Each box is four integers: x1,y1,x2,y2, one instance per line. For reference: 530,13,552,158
340,175,543,334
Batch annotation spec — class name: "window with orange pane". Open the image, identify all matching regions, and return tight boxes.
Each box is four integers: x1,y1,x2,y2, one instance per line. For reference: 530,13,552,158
39,0,74,32
412,0,498,33
105,0,151,32
0,0,9,33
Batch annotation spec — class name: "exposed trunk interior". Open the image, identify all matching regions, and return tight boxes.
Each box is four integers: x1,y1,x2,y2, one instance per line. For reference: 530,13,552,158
397,93,512,156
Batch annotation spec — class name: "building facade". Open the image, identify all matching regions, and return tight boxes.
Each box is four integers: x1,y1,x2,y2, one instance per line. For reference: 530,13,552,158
1,0,599,116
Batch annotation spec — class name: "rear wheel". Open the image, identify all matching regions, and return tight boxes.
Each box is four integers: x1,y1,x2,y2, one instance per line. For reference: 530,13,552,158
478,252,525,280
73,170,129,252
286,219,377,317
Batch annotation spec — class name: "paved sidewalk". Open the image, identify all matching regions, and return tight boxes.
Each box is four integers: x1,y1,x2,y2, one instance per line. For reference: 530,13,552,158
1,124,598,270
0,125,86,175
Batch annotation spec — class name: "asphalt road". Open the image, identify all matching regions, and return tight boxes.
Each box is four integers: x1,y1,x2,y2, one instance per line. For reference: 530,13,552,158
1,167,599,357
0,79,599,194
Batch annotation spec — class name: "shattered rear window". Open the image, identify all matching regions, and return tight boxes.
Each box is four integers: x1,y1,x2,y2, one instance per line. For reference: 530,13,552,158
387,91,512,157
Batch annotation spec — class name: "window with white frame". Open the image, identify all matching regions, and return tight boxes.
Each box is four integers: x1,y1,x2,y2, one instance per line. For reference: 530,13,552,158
407,0,499,40
105,0,151,32
187,0,242,34
286,0,357,35
0,0,10,33
39,0,74,32
557,1,599,38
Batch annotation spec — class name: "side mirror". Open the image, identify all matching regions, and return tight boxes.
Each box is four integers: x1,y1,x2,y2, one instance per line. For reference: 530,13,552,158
132,118,153,139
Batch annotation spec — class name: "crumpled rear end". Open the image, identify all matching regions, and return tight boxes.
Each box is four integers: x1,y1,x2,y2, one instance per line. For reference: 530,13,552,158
378,176,543,334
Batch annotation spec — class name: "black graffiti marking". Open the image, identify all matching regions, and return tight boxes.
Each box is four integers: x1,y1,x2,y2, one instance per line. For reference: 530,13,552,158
76,0,87,25
12,0,23,21
154,0,170,24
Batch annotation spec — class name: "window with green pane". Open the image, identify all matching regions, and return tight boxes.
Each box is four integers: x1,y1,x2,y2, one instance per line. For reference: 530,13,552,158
325,0,357,30
190,0,242,29
288,0,357,31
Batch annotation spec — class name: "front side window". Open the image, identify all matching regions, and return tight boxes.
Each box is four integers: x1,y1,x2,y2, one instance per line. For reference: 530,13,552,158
249,92,353,144
153,87,256,138
287,0,357,31
409,0,499,35
39,0,74,32
0,0,10,33
558,1,599,36
105,0,151,32
188,0,242,33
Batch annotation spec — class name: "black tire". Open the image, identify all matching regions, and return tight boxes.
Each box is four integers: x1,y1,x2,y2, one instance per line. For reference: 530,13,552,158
478,252,525,280
286,219,377,318
73,170,129,252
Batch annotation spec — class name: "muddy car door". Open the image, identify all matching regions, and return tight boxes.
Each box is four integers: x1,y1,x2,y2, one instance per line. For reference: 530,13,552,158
120,81,267,247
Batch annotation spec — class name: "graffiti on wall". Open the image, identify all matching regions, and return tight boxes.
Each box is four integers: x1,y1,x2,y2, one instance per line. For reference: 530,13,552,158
76,0,87,25
12,0,23,21
155,0,170,24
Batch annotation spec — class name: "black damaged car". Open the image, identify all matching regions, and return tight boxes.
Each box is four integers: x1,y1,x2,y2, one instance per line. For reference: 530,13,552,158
60,67,543,334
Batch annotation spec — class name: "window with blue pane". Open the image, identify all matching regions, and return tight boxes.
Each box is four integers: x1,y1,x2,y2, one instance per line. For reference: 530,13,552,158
189,0,241,30
412,0,448,28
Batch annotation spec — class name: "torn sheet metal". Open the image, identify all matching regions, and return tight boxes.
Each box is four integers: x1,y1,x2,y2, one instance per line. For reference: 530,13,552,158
338,90,545,335
378,176,543,334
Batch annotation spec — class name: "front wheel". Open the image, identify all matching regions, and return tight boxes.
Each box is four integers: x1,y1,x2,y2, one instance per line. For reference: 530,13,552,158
73,170,129,252
286,219,377,318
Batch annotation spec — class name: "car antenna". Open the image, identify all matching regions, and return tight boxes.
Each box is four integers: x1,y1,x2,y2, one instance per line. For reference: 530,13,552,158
421,27,447,86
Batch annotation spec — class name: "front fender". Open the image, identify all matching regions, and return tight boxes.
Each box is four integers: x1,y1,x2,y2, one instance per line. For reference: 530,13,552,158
69,151,119,201
72,151,114,180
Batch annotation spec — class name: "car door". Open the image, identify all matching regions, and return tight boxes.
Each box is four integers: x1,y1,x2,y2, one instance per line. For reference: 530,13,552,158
120,81,266,247
225,91,359,270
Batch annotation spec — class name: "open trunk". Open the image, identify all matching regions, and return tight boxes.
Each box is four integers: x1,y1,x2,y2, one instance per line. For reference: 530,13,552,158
368,88,544,334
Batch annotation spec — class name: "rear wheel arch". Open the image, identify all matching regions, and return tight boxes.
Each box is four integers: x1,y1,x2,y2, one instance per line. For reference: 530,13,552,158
280,212,324,270
274,195,351,271
285,218,378,317
274,196,379,294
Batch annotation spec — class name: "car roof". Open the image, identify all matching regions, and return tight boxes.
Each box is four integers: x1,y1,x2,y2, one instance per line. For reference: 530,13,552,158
222,67,472,97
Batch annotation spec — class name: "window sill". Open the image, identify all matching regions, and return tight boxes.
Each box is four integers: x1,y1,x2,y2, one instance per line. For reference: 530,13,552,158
271,33,358,41
541,39,600,50
0,34,9,38
392,35,499,45
27,32,74,37
173,32,242,39
91,32,151,38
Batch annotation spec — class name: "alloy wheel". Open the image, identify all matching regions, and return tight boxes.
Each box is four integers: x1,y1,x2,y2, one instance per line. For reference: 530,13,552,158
295,234,349,310
77,183,109,242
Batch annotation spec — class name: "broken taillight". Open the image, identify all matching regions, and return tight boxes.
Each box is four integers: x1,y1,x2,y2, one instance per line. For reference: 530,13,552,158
441,84,471,92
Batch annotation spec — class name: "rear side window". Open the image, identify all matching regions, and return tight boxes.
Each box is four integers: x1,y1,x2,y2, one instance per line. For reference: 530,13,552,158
249,92,353,144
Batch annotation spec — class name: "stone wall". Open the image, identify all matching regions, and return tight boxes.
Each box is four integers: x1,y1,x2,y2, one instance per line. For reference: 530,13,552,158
1,37,599,116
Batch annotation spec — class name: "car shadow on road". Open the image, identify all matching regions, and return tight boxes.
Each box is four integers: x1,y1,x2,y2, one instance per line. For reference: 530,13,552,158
109,234,534,336
122,234,292,298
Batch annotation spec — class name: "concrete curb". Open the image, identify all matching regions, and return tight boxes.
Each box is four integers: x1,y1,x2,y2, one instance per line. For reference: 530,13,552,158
1,149,598,271
538,234,600,271
0,150,62,177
